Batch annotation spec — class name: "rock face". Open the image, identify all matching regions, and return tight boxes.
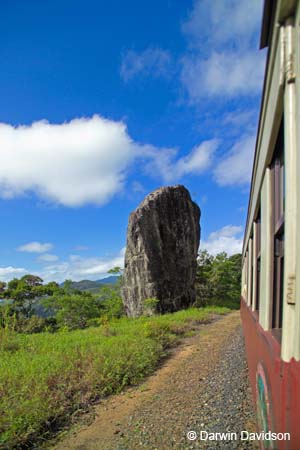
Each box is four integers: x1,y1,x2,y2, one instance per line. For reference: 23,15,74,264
122,185,201,317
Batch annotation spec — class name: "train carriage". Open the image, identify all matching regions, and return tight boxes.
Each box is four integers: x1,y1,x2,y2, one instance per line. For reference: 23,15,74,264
241,0,300,449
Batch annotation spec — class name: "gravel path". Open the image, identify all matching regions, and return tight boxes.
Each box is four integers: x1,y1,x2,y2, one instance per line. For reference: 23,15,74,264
53,312,258,450
185,327,258,450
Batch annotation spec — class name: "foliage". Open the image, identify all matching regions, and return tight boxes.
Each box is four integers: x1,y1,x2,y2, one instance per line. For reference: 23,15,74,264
43,292,102,330
0,304,16,331
0,306,229,449
49,267,125,327
0,269,126,333
0,275,60,332
96,267,125,319
195,250,214,306
59,277,120,294
143,297,159,316
0,281,6,293
101,292,124,319
107,266,123,275
195,251,242,308
14,315,49,334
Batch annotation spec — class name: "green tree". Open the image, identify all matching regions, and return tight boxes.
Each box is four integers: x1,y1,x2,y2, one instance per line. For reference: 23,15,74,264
210,252,241,308
195,250,214,307
61,279,81,295
1,275,44,319
0,281,6,293
108,266,123,276
195,251,242,309
44,291,102,330
97,267,124,319
0,275,62,330
228,253,242,303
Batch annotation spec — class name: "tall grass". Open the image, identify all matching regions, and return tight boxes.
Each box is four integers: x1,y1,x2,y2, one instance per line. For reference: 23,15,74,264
0,306,228,448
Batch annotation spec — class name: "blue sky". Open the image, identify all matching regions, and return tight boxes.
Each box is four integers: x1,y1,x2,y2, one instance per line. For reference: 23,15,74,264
0,0,266,283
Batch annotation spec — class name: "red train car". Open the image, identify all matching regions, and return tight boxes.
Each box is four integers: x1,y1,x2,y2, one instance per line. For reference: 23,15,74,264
241,1,300,449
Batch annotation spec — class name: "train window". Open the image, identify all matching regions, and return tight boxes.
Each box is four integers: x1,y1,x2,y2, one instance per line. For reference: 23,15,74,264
255,210,261,311
247,240,253,307
271,123,284,335
248,236,253,308
245,250,248,300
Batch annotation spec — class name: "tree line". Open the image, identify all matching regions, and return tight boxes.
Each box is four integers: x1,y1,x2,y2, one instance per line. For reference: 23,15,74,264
0,251,241,333
195,250,242,309
0,271,123,333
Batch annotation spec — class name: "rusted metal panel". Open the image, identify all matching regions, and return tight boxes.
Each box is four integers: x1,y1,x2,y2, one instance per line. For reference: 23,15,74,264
241,298,300,450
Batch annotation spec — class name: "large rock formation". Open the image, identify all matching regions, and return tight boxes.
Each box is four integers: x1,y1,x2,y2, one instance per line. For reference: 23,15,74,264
122,185,200,317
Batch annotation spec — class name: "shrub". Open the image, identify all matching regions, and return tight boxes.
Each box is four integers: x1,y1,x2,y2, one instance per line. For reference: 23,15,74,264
16,315,47,333
0,306,229,448
142,297,159,316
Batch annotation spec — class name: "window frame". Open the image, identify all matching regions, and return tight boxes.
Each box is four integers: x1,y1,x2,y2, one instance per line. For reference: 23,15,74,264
271,123,284,337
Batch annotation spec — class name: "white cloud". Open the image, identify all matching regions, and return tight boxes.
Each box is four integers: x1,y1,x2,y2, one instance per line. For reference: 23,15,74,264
38,253,58,262
182,0,262,50
209,225,243,240
175,140,219,177
0,115,218,206
144,139,218,182
181,0,265,101
40,248,126,283
0,266,27,281
223,110,257,128
121,48,172,81
181,51,265,100
17,241,53,253
213,135,255,186
201,225,243,256
0,116,138,207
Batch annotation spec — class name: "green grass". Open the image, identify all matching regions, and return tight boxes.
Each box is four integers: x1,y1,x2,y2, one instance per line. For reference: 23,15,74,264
0,306,229,448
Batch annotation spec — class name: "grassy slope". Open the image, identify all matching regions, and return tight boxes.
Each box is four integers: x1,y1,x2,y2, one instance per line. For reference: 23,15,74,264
0,306,229,448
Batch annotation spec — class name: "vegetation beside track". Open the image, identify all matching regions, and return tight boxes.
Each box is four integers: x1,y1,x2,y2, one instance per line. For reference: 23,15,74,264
0,306,229,449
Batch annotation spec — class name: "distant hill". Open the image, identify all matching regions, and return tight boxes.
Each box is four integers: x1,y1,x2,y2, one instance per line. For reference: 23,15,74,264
96,276,119,285
61,276,119,292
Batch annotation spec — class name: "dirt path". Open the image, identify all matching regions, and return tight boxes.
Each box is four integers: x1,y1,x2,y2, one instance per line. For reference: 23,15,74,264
52,312,258,450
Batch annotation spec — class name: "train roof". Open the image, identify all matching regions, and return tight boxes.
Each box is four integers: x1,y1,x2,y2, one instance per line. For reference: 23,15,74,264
260,0,297,49
260,0,276,49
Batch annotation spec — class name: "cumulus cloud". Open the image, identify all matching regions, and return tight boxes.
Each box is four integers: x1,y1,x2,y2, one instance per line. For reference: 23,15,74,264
0,116,139,207
120,47,172,81
209,225,243,240
201,225,243,256
213,135,256,186
0,115,218,206
181,0,265,101
0,266,27,281
181,51,265,100
40,248,126,283
182,0,262,50
145,139,218,182
174,140,219,176
17,241,53,253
